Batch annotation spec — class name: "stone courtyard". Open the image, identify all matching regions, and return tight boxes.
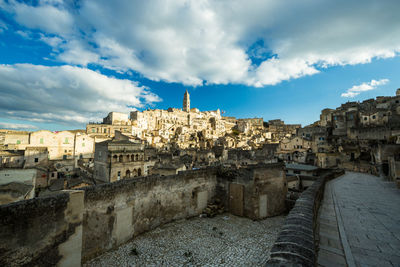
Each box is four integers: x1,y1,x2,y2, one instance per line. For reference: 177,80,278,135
84,214,285,267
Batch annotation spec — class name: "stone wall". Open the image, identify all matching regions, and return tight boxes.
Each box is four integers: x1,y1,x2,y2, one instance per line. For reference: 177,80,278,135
80,168,218,261
0,190,84,267
217,163,286,219
267,169,344,266
0,164,287,265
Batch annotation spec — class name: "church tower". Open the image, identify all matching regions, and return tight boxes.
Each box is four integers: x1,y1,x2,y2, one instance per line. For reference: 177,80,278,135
183,89,190,112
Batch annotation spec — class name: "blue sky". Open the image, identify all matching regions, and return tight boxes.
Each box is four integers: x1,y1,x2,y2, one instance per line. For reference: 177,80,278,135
0,0,399,131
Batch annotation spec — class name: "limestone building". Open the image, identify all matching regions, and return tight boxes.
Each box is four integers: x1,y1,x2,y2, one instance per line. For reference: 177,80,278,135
94,139,152,182
86,90,271,150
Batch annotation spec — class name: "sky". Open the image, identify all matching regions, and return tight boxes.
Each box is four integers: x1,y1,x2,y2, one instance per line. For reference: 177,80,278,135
0,0,399,131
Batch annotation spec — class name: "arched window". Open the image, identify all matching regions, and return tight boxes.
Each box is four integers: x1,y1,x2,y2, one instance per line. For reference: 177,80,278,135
119,155,123,163
138,168,142,177
131,155,135,161
113,155,118,162
126,170,131,178
135,154,139,161
126,155,130,161
132,169,138,177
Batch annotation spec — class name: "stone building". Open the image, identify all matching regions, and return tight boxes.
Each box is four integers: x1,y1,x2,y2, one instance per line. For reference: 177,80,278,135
86,90,270,150
94,139,152,182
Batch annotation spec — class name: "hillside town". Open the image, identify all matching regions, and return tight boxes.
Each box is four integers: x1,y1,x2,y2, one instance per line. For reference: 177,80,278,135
1,89,400,203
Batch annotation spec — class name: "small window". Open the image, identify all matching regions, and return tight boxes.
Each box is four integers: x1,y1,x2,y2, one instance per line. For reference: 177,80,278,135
364,117,367,121
16,140,21,144
82,143,85,147
104,129,107,133
51,173,54,177
34,158,38,162
92,128,95,133
372,115,376,119
64,150,67,153
40,138,44,144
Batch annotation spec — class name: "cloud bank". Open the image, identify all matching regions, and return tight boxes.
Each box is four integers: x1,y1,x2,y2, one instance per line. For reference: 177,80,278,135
3,0,399,87
341,79,389,98
0,64,160,125
0,122,38,130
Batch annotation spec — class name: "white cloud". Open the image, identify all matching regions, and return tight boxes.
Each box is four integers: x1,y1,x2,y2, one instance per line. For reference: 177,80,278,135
39,34,64,48
0,122,38,130
0,64,161,125
4,0,400,87
341,79,389,98
13,3,73,35
15,30,31,39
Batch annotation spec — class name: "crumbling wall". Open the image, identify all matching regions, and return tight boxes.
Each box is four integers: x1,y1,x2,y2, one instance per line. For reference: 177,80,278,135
216,163,287,220
80,168,218,261
0,190,84,267
0,164,288,265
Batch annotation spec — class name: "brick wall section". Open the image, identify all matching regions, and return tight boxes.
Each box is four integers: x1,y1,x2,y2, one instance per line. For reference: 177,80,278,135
267,169,344,266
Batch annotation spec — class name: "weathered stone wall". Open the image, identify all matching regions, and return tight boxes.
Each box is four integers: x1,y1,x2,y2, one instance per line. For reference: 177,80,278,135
0,164,287,265
80,168,218,261
0,190,84,267
267,169,344,266
217,163,286,219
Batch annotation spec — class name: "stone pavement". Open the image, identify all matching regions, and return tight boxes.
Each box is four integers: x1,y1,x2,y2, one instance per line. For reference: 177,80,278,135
317,172,400,267
84,214,285,267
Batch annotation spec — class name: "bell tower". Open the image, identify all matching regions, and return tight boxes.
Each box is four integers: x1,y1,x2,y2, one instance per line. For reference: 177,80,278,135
183,89,190,112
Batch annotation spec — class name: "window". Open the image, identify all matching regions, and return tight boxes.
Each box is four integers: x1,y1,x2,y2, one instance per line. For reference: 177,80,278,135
294,170,301,174
51,173,54,177
82,143,85,147
16,140,21,144
92,128,95,133
34,158,38,162
372,115,376,119
40,138,44,144
64,150,67,153
64,137,69,144
364,117,367,121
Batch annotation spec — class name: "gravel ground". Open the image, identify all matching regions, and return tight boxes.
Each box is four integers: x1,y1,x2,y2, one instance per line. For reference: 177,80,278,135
84,213,285,267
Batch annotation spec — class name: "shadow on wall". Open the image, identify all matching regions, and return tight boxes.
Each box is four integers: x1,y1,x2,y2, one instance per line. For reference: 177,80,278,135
0,163,287,266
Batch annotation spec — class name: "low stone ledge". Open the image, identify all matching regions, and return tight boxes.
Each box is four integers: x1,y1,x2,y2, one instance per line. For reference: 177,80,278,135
267,169,344,266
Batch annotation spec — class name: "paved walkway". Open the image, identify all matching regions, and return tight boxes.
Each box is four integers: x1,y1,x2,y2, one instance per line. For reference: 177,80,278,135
317,172,400,267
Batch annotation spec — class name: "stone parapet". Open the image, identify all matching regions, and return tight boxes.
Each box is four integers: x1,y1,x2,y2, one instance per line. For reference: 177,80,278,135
267,169,344,266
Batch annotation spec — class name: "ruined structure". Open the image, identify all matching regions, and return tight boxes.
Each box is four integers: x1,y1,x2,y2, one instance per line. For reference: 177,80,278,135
0,163,287,266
